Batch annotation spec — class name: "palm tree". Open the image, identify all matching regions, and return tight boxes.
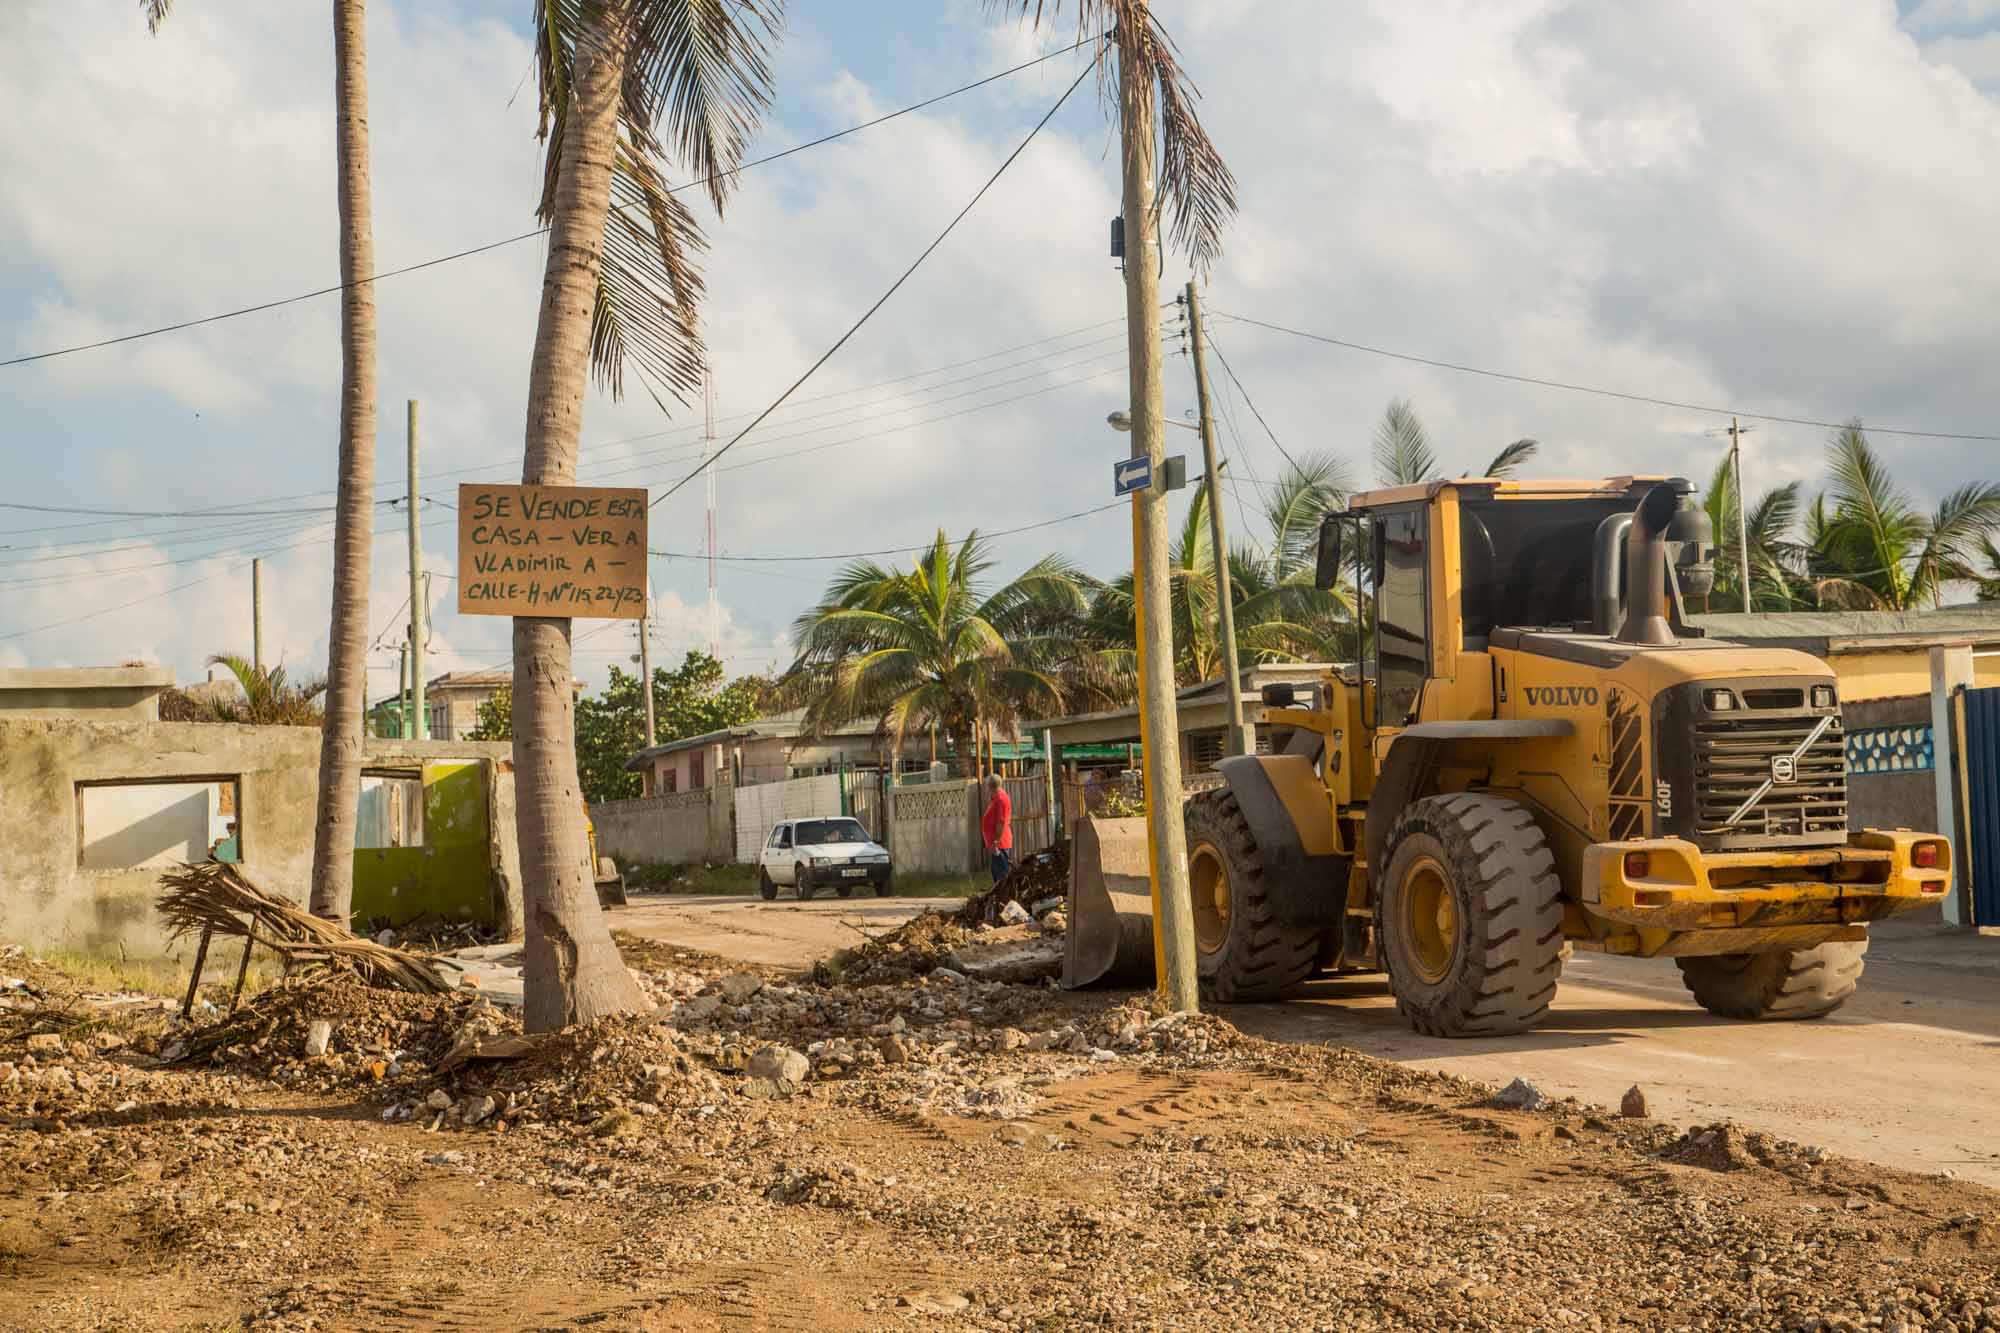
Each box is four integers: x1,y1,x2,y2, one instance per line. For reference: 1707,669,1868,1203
203,655,328,726
1808,422,2000,610
511,0,780,1031
1700,456,1804,611
781,532,1088,765
147,1,377,922
1370,398,1538,486
1975,536,2000,604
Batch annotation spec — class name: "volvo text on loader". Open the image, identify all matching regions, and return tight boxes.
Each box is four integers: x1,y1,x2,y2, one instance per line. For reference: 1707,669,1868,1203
1069,476,1952,1037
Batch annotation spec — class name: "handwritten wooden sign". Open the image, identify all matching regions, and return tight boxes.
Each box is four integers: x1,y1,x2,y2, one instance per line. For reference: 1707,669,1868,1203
455,483,648,618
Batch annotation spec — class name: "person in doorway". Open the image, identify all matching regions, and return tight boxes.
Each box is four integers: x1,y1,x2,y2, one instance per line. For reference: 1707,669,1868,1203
981,774,1013,884
210,821,240,864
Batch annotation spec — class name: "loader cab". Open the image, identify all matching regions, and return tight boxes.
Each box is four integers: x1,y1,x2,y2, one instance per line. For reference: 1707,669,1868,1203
1314,477,1705,734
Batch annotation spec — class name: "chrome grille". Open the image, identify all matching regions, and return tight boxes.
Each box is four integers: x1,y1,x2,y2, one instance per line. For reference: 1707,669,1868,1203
1692,713,1847,841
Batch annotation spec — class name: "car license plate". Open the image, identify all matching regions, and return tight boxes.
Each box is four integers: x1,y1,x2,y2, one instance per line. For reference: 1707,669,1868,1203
841,868,867,878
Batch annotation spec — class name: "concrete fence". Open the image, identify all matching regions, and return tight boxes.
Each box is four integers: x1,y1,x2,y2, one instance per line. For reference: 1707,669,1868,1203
731,773,846,862
589,787,728,866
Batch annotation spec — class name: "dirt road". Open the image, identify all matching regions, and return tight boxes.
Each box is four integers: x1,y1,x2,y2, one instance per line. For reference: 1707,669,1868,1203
622,894,2000,1191
1231,918,2000,1190
614,893,960,969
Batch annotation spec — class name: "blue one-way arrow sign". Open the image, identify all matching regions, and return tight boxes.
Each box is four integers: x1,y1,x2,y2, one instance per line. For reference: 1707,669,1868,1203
1113,456,1153,496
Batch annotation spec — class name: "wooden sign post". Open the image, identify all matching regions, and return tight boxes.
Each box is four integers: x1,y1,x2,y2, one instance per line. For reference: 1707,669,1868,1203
455,483,649,618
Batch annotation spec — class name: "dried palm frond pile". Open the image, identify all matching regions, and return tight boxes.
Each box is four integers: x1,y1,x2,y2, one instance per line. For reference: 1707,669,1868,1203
155,861,451,995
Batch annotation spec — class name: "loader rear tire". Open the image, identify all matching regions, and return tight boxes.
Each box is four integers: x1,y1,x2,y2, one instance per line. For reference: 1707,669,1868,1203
1675,942,1866,1021
1377,793,1565,1037
1184,788,1322,1003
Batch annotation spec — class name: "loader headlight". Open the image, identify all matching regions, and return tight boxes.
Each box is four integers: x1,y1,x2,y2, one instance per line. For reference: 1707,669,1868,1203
1811,684,1837,710
1703,688,1737,712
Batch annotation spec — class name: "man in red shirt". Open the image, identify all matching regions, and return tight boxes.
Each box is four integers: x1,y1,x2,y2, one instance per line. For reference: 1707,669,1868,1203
981,774,1013,884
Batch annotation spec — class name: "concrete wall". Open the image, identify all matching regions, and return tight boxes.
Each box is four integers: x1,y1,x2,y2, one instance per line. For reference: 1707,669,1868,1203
0,719,518,960
885,780,979,875
732,774,845,861
1844,694,1940,833
590,789,722,866
0,667,173,721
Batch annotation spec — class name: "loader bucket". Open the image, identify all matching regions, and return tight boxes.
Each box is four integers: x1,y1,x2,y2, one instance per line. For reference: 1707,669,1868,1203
1062,817,1159,989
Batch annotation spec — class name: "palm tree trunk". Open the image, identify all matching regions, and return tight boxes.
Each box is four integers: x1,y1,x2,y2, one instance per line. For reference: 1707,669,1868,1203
513,8,648,1032
308,0,375,921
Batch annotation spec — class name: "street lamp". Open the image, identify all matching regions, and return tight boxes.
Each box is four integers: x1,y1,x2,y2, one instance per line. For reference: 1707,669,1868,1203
1107,409,1198,433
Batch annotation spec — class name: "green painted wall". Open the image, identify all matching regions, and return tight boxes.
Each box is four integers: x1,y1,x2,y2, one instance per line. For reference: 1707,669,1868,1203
352,762,493,927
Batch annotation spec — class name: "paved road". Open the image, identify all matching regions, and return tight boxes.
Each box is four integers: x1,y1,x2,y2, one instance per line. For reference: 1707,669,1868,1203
612,893,962,970
609,894,2000,1190
1230,917,2000,1190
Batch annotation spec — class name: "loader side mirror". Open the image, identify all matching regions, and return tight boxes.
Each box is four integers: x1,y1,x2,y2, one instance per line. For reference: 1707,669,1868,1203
1261,683,1299,708
1313,516,1343,591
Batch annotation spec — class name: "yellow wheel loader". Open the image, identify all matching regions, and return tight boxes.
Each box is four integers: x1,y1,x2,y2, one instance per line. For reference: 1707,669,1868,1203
1069,476,1952,1036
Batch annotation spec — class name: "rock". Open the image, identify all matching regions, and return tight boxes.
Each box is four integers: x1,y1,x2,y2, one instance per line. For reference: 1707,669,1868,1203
1089,1049,1118,1063
997,1122,1035,1147
897,1292,971,1315
747,1045,809,1088
1620,1085,1649,1119
719,973,763,1005
997,1028,1028,1052
425,1089,453,1111
92,1030,126,1052
931,968,967,984
944,937,1063,985
999,900,1032,926
24,1033,61,1053
303,1020,334,1058
1040,910,1067,937
590,1110,640,1139
676,995,724,1023
716,1043,751,1073
1490,1077,1548,1112
876,1036,911,1065
741,1077,780,1100
460,1095,497,1125
1030,896,1064,918
425,1150,465,1167
1332,1203,1361,1220
1025,1029,1066,1052
375,928,397,946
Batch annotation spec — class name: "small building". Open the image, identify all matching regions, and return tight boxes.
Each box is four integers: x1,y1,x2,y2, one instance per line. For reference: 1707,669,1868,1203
624,708,940,795
371,667,581,740
0,665,174,721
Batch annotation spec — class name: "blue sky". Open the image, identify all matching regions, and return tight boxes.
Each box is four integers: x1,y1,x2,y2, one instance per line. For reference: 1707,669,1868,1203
5,1,2000,702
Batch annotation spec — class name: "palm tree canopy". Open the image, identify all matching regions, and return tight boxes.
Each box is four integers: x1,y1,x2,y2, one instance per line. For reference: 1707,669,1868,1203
533,0,782,406
1372,398,1436,487
1481,438,1539,478
988,0,1235,268
781,531,1092,756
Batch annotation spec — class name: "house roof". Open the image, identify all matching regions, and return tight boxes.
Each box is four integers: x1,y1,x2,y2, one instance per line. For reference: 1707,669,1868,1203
1691,606,2000,654
621,708,909,771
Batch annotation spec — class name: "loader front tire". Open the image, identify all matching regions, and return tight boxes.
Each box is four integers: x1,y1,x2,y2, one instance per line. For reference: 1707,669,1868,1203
1675,942,1866,1021
1377,793,1565,1037
1184,788,1322,1003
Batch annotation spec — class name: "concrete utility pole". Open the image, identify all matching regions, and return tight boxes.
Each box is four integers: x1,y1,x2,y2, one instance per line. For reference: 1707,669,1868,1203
639,608,657,748
1184,282,1251,757
407,399,426,739
251,559,265,676
1728,417,1753,614
1117,11,1200,1014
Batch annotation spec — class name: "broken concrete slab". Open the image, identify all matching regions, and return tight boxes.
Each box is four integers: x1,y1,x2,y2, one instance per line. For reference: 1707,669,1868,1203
944,937,1063,985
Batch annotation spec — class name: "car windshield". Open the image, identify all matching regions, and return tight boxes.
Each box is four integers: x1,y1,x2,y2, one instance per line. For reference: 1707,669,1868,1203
795,818,868,845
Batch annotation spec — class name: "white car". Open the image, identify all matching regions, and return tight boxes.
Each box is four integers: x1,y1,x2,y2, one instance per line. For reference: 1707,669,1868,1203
757,817,893,901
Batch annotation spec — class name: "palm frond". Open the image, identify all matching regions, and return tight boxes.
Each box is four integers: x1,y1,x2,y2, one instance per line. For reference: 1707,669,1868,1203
1478,438,1538,479
1260,452,1350,580
1371,398,1436,487
141,0,174,35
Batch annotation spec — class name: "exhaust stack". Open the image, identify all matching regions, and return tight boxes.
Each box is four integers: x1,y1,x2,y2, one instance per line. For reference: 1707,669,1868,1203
1616,480,1694,646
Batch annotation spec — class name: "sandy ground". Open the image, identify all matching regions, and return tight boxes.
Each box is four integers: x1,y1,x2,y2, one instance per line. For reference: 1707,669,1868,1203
614,893,963,969
619,894,2000,1191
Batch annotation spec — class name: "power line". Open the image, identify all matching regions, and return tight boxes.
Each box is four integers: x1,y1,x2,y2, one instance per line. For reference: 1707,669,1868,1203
652,60,1095,508
1215,311,2000,444
0,40,1097,371
1201,332,1307,474
646,501,1123,564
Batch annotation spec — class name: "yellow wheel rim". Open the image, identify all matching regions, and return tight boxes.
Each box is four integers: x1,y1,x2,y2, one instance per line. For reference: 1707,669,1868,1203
1402,855,1457,985
1189,841,1231,955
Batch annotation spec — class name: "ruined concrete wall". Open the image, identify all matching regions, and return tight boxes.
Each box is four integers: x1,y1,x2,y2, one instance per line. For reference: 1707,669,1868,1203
0,720,517,959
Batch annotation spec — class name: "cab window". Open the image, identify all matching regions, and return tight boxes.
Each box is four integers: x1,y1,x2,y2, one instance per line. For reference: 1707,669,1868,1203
1374,511,1430,726
769,825,790,849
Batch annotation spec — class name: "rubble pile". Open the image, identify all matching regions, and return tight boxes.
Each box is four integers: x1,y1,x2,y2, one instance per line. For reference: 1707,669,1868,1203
812,910,973,986
956,844,1071,926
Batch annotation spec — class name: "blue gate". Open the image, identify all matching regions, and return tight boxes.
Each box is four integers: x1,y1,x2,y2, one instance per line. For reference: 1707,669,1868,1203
1962,686,2000,926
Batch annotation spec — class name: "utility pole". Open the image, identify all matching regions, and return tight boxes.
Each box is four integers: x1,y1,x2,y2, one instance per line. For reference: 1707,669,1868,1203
1117,11,1199,1014
397,641,410,739
251,559,265,676
638,607,657,749
1728,417,1753,614
406,399,426,739
1184,282,1251,757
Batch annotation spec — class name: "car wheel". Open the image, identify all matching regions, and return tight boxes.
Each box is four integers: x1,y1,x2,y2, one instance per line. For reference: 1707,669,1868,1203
836,884,855,899
757,867,777,901
794,864,815,902
876,874,894,898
